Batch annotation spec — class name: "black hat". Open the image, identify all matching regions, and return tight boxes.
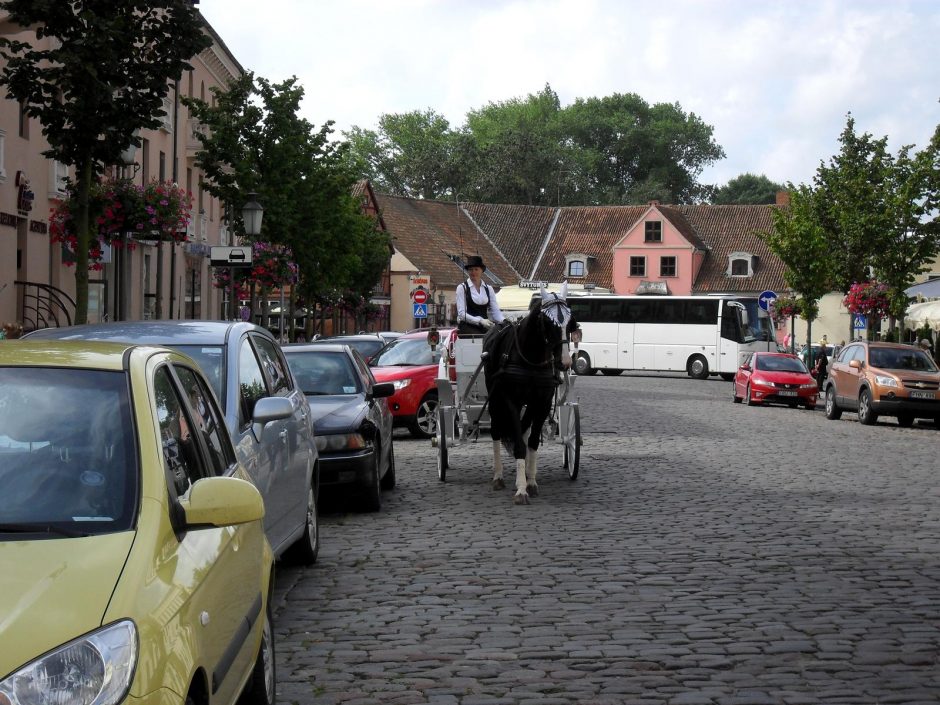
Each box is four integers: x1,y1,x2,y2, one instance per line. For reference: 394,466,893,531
464,255,486,271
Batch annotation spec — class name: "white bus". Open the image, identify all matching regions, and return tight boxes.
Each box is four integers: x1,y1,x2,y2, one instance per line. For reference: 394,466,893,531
566,294,777,379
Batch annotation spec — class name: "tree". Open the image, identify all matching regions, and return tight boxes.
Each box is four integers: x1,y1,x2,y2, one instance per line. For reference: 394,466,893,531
0,0,211,323
345,109,461,200
713,173,784,204
761,184,834,361
813,115,940,339
185,73,389,324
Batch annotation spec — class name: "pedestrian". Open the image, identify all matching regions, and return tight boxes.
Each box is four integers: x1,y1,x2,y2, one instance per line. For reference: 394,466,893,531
917,338,935,362
455,255,505,335
814,340,829,391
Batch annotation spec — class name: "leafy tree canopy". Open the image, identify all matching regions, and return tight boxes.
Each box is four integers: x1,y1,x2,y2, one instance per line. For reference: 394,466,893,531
345,83,725,206
713,173,784,205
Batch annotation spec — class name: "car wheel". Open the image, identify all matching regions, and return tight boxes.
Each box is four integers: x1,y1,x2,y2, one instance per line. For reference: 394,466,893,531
380,441,396,490
824,386,842,419
360,444,382,512
687,355,709,380
241,597,276,705
858,389,878,425
286,479,319,565
744,383,757,406
408,392,438,438
573,352,595,376
896,414,914,428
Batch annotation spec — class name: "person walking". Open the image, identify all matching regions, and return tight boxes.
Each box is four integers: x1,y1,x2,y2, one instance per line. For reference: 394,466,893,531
455,255,505,335
814,340,829,392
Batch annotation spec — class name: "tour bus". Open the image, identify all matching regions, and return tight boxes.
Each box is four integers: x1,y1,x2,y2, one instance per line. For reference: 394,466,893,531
565,293,776,379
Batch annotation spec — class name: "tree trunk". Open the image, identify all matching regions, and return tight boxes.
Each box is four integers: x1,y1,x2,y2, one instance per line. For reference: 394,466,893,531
73,158,94,324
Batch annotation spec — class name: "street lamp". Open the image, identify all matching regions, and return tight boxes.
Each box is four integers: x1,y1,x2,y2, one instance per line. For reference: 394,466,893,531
234,193,263,322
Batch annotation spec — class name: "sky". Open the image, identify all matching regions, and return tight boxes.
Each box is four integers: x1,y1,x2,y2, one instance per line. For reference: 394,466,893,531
197,0,940,191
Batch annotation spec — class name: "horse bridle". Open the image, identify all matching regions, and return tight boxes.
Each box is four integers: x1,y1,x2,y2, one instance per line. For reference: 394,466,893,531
512,297,573,368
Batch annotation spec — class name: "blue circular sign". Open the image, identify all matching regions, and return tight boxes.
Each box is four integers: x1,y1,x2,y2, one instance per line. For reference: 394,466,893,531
758,290,778,311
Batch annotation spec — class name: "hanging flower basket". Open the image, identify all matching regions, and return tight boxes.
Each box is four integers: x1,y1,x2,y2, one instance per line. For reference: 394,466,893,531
50,179,193,269
843,280,890,319
772,295,801,321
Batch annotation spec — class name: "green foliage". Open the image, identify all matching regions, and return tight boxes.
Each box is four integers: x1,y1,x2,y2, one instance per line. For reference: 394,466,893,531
184,74,390,305
344,84,724,206
713,173,784,205
0,0,211,323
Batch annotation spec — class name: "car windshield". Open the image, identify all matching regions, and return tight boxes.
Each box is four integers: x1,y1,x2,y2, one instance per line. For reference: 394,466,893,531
756,356,807,373
285,350,362,396
340,339,386,359
370,336,437,367
870,348,939,372
171,345,226,403
0,368,137,535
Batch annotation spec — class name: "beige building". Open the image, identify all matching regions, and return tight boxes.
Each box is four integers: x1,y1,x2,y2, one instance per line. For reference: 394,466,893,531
0,13,242,329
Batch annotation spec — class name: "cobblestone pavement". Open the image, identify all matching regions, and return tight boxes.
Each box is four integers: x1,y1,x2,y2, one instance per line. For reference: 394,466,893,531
271,373,940,705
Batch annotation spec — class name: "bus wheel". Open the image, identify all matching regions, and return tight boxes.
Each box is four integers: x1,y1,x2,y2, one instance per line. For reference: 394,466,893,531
687,355,709,380
574,353,596,376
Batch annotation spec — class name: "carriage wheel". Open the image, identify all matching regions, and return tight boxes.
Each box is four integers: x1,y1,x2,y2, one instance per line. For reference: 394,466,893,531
436,407,448,481
563,404,581,480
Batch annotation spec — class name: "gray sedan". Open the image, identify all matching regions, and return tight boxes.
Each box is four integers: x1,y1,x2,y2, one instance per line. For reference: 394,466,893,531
26,320,320,563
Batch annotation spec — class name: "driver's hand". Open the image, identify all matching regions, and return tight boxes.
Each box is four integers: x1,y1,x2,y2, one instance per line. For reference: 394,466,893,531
480,318,494,330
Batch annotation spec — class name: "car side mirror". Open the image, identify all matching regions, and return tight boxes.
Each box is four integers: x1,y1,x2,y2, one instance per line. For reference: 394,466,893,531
181,476,264,528
251,396,293,440
370,382,395,400
849,359,862,370
741,364,750,371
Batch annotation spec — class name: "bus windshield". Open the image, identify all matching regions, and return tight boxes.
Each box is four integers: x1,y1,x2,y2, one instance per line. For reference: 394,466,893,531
732,298,774,343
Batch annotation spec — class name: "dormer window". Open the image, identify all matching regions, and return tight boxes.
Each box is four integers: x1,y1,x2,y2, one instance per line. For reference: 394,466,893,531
565,253,591,278
645,221,662,242
728,251,758,277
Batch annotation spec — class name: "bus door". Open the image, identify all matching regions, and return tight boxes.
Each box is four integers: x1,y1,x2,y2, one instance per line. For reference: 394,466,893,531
617,322,635,369
718,302,747,373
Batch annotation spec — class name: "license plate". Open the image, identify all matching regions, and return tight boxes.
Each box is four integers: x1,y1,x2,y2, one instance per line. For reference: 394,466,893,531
778,390,797,397
910,390,935,400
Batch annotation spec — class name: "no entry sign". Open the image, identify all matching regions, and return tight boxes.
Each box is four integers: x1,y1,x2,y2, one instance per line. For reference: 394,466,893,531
412,288,428,304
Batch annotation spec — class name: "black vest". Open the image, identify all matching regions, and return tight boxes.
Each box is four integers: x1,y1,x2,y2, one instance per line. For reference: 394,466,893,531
464,281,491,319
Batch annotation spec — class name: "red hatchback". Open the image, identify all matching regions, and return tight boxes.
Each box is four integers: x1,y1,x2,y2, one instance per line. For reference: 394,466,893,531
732,352,819,409
370,328,456,437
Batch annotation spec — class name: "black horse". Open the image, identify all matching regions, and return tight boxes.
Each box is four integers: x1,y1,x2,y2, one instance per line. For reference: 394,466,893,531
483,284,579,505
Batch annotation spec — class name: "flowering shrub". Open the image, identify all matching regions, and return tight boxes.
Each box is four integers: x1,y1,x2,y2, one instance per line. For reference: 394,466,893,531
772,295,800,321
50,179,193,269
843,280,891,319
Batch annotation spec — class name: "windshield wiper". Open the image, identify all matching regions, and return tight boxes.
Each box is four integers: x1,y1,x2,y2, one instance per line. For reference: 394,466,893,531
0,522,90,538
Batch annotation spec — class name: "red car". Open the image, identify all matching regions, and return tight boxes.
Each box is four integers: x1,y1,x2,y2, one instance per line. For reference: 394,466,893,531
370,328,456,437
732,352,819,409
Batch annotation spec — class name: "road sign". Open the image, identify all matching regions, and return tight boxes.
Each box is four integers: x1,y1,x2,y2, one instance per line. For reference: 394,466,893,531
853,314,867,330
209,246,253,267
413,303,428,319
758,290,778,311
412,288,429,305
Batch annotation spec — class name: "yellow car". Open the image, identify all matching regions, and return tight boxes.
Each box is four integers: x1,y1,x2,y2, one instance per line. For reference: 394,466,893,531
0,341,275,705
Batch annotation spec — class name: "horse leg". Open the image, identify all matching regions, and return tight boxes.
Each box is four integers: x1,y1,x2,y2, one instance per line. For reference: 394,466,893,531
491,439,505,490
525,446,539,497
512,457,529,505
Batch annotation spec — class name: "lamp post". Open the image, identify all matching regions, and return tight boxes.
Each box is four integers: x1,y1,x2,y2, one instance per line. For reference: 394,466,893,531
237,193,263,322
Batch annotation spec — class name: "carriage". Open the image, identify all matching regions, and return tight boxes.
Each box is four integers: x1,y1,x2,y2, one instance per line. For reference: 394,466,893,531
431,329,583,483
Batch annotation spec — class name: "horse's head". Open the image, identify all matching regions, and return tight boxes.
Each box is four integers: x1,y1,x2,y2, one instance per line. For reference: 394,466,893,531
536,283,580,369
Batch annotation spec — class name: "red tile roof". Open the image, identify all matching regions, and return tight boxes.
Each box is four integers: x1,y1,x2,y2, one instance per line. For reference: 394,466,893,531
463,202,558,279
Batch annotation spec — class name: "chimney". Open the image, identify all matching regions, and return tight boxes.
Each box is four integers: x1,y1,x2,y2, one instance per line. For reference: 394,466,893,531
775,190,790,206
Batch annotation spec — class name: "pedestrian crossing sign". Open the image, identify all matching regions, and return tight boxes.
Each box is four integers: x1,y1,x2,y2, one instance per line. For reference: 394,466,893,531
413,303,428,319
853,314,867,330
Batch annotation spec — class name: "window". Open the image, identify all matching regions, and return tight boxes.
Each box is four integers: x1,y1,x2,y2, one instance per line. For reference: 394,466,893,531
568,260,585,277
49,160,68,196
728,251,756,277
159,151,166,181
174,365,232,477
730,259,749,276
253,335,291,395
238,338,269,428
0,128,6,179
154,366,207,497
140,138,150,184
660,256,677,277
644,221,662,242
630,256,646,277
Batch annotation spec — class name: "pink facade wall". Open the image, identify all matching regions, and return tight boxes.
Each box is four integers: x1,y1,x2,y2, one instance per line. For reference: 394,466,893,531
611,208,699,295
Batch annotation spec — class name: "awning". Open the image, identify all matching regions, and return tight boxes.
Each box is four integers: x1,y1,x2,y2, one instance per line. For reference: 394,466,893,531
905,278,940,299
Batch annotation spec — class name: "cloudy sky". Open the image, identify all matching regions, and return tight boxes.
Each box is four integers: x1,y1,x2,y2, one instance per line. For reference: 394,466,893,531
197,0,939,190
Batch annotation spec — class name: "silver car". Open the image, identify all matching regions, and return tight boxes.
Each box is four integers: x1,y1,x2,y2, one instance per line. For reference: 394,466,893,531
26,320,320,563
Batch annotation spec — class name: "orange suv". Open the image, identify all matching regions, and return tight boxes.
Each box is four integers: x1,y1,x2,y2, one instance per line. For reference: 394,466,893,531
824,341,940,427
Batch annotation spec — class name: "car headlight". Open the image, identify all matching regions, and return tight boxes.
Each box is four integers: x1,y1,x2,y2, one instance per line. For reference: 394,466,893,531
0,620,137,705
873,374,899,388
802,383,818,389
391,378,411,390
315,433,367,453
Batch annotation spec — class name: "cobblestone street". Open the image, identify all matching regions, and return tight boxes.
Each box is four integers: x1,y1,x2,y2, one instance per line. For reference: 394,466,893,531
271,373,940,705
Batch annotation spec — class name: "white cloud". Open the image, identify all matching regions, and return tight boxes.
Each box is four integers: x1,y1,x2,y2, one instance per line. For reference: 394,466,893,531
198,0,940,192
